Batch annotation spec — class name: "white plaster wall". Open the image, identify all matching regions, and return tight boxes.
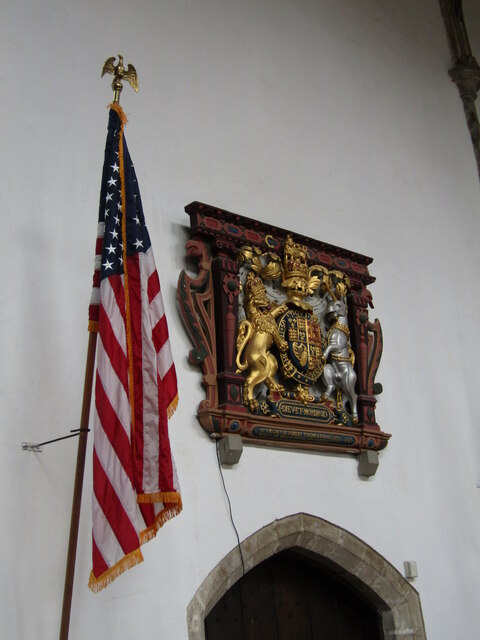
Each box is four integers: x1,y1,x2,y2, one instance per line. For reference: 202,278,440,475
2,0,479,638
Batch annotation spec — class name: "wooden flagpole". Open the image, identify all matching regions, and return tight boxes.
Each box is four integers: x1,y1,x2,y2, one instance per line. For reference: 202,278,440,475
59,331,97,640
58,56,138,640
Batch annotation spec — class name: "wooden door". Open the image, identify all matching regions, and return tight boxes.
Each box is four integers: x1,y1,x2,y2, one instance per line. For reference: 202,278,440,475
205,550,382,640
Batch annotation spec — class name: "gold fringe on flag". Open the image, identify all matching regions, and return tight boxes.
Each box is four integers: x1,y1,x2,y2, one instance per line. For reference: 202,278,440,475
109,102,128,126
137,490,182,505
88,547,144,593
113,102,138,461
167,393,179,419
139,500,183,545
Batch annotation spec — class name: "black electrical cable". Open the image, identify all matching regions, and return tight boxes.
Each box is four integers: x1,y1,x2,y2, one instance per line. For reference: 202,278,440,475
216,440,246,576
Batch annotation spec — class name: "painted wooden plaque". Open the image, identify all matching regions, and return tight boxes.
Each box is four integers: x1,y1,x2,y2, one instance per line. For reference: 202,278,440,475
178,202,389,455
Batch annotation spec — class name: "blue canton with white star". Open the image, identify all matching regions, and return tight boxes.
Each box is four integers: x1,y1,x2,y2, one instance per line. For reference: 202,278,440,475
98,109,152,281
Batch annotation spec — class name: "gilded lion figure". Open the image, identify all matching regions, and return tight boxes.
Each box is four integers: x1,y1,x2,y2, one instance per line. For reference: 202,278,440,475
236,273,288,411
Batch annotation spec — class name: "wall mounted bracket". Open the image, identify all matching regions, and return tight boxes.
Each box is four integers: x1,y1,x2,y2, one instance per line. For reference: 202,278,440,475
21,429,90,453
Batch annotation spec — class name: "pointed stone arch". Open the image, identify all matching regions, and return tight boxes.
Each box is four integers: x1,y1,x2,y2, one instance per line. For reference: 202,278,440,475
187,513,426,639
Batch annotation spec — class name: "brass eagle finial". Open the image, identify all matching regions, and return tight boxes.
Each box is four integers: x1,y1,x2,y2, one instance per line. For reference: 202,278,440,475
102,55,138,103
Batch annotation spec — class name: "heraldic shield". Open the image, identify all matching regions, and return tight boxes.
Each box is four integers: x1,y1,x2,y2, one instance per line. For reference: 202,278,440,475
278,310,325,386
178,201,390,457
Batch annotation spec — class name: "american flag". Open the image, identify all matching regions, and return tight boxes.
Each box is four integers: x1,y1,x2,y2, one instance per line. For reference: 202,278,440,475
88,105,181,592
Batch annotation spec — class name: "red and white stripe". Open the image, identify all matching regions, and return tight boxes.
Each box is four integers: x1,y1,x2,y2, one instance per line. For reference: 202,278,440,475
89,246,180,591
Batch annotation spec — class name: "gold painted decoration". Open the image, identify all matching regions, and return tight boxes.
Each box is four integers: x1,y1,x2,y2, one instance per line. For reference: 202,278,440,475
235,272,288,411
178,202,389,457
102,55,138,103
236,235,355,413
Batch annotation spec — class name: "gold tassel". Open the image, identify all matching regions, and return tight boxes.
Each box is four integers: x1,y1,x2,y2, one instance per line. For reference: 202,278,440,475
88,320,99,334
109,102,128,126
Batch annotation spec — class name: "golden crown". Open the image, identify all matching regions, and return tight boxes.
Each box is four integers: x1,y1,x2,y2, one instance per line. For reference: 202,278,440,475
244,271,267,298
282,235,309,281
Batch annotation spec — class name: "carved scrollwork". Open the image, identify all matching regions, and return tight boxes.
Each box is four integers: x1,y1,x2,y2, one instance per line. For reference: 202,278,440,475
177,239,217,409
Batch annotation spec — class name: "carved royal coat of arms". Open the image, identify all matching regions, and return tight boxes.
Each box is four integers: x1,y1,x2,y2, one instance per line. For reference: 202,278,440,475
178,202,389,456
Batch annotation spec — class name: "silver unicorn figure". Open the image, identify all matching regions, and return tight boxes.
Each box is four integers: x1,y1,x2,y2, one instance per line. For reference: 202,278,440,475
321,299,358,422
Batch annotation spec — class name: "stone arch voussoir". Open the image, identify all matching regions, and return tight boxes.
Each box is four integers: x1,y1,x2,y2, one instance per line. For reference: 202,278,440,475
187,513,426,640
